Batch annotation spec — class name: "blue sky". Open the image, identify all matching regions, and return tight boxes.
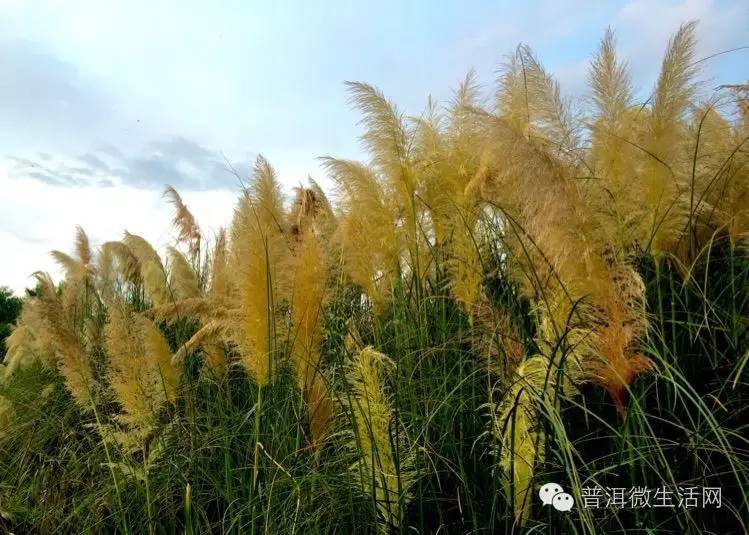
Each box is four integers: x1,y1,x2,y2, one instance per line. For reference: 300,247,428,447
0,0,747,292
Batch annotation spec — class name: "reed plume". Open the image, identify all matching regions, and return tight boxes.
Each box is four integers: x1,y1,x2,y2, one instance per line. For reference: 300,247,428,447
105,299,179,443
51,226,99,321
475,36,659,519
346,82,413,208
323,157,400,307
229,155,288,385
287,225,331,446
307,178,338,242
640,21,698,253
153,168,294,385
164,185,202,260
413,71,487,313
51,226,94,283
2,301,54,379
200,229,231,377
167,247,200,300
346,347,415,532
288,182,337,242
693,93,749,244
209,228,231,301
484,34,659,409
97,241,142,303
0,395,11,439
33,273,96,409
587,28,642,250
123,232,171,306
491,357,545,525
347,81,430,285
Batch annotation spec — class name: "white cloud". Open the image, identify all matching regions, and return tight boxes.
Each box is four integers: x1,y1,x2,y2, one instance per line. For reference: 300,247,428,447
0,168,236,294
0,0,745,296
616,0,748,89
0,0,19,11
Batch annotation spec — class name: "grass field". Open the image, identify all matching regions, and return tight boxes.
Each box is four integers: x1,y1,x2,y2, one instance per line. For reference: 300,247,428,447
1,23,748,534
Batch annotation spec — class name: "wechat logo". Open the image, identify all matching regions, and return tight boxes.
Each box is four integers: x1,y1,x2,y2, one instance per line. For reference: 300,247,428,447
539,482,574,512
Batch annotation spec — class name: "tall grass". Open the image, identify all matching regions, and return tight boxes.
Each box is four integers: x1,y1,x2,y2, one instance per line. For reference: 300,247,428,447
1,22,748,534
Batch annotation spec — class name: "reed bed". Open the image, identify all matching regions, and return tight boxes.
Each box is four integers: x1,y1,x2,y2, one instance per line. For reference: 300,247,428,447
0,23,748,534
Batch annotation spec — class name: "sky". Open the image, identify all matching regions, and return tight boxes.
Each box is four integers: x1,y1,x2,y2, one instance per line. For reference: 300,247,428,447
0,0,747,294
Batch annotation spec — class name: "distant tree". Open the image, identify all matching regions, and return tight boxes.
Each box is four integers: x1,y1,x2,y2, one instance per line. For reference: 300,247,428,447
0,286,23,360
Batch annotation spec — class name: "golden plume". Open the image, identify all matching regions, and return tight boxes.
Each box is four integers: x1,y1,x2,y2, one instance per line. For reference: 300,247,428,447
491,357,549,525
167,246,200,300
347,81,427,281
51,226,98,319
346,81,412,201
587,28,642,250
323,157,399,307
33,273,96,409
197,228,232,377
287,227,331,446
209,228,231,300
0,395,12,439
123,232,171,306
105,299,179,438
691,98,749,244
51,226,93,279
307,178,338,241
497,44,581,157
164,185,202,260
641,21,698,253
228,155,288,385
99,241,142,289
346,347,415,532
412,71,487,313
480,35,656,426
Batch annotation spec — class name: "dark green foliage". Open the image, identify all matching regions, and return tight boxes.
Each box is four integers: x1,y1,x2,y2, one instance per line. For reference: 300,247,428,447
1,241,748,534
0,287,22,360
